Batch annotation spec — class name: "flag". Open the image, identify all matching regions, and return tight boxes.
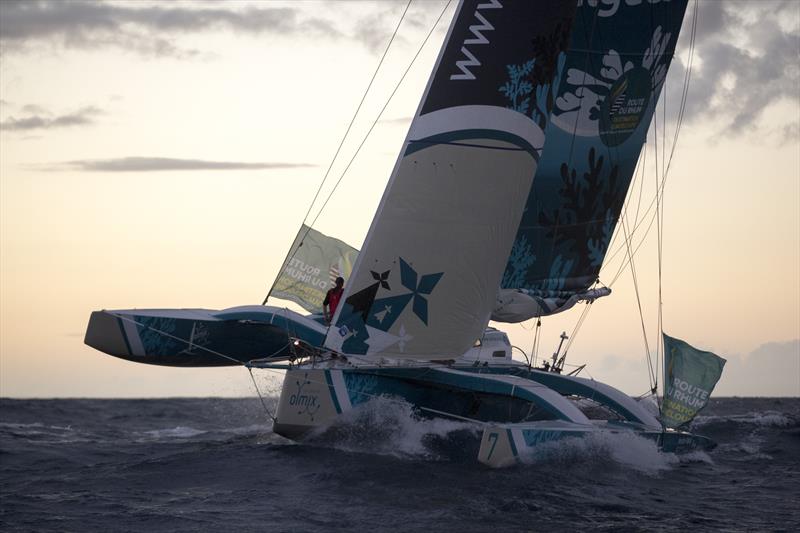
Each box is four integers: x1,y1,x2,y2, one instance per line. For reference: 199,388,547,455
271,225,359,314
661,333,726,429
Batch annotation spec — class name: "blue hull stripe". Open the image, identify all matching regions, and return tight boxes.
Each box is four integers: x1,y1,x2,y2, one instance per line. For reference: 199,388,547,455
507,429,519,457
116,317,134,356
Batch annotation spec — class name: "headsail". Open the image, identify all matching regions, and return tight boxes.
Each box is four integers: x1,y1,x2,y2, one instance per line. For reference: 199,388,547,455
271,225,359,314
325,0,578,359
661,333,726,429
494,0,689,321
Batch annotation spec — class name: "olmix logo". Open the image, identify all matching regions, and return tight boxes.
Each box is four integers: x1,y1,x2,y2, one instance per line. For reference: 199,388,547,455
289,372,321,420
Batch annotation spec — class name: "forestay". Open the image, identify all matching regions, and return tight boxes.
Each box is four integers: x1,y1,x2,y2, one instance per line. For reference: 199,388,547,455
494,0,689,321
325,0,578,359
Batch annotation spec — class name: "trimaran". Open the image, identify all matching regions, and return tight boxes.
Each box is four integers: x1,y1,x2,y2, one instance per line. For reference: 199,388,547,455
85,0,726,467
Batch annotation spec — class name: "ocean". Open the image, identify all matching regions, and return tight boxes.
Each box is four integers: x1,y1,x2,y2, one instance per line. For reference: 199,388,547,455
1,397,798,532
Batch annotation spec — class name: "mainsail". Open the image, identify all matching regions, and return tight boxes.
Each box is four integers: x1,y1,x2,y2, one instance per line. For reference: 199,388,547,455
494,0,689,321
325,0,578,359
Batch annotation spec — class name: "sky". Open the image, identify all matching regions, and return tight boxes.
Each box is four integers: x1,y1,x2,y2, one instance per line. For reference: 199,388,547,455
0,0,798,398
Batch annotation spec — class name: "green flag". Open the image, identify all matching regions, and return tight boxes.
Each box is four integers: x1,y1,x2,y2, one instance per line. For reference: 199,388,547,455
661,333,726,429
271,225,359,314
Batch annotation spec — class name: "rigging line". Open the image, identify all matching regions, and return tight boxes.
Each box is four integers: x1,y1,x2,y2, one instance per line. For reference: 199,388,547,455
110,313,286,421
653,79,662,392
262,0,413,305
607,200,658,286
605,142,647,271
251,364,486,426
605,6,697,290
601,152,667,285
305,0,454,232
606,130,645,273
605,139,668,284
656,178,664,392
600,2,698,282
109,313,275,366
562,301,593,359
665,0,697,178
114,312,472,423
529,317,542,369
653,5,697,378
621,217,657,390
248,368,277,422
112,317,485,427
633,132,648,227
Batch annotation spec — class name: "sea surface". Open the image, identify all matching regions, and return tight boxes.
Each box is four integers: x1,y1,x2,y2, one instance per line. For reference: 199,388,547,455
1,396,798,532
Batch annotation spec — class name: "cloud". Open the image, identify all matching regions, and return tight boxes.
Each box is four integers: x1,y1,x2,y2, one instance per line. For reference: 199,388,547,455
380,116,412,125
715,340,800,397
0,0,342,57
593,339,799,397
349,2,440,53
51,157,315,172
666,1,800,139
0,105,103,131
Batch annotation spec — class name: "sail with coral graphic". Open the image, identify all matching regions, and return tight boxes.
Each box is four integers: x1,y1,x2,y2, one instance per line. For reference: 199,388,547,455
324,0,578,359
494,0,689,321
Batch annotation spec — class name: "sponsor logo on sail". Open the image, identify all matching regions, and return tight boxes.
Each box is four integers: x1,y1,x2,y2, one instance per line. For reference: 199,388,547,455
578,0,674,18
450,0,502,81
599,67,651,147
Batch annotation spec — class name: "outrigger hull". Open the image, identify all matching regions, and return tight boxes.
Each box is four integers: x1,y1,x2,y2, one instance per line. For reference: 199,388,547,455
477,422,716,468
84,305,325,367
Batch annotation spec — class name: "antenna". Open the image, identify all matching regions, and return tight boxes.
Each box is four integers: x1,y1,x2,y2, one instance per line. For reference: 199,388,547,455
550,331,569,373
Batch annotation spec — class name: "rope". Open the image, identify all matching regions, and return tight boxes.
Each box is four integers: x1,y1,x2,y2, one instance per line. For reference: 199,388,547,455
304,0,454,232
110,313,288,365
110,310,483,423
110,312,288,421
531,318,541,369
262,0,414,305
621,218,657,391
601,0,698,286
562,301,593,359
603,0,698,396
247,367,277,422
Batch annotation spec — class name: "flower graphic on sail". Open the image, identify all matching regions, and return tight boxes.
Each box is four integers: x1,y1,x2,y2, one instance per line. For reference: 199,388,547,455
551,26,674,146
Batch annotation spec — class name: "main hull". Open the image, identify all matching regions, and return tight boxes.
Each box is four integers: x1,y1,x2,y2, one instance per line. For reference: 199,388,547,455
272,365,716,467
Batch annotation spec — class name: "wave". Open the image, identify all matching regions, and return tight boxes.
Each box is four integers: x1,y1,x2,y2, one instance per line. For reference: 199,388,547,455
693,411,798,429
296,397,718,472
304,396,480,460
141,426,208,439
515,430,713,475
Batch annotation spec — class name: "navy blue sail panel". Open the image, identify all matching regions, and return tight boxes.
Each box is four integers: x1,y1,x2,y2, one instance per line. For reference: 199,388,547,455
495,0,689,321
325,1,577,359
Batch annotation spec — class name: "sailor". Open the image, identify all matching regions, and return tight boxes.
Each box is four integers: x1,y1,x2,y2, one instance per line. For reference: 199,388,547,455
323,277,345,325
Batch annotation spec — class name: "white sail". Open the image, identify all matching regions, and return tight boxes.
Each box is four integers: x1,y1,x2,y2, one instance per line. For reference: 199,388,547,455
324,0,577,359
